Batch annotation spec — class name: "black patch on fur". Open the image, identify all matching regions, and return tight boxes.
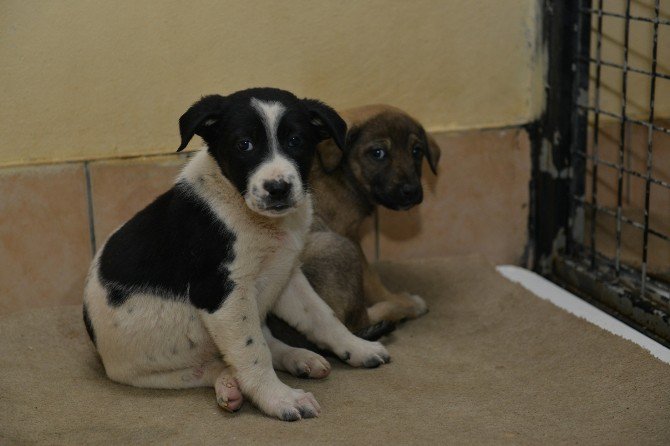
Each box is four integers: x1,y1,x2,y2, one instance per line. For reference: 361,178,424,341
242,315,247,321
265,314,331,356
342,351,351,361
82,303,96,346
99,182,237,313
299,406,317,418
104,287,128,307
246,337,253,346
253,358,258,365
281,410,300,422
362,357,384,368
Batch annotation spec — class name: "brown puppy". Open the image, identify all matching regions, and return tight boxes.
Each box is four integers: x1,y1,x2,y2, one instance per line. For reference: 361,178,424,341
268,105,440,344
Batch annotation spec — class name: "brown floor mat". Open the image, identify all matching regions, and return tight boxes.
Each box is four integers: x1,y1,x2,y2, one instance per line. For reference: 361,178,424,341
1,256,669,445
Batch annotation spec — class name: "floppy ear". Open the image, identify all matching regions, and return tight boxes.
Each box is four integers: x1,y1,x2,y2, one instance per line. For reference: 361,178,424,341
302,99,347,150
176,95,228,152
424,132,442,174
315,139,343,173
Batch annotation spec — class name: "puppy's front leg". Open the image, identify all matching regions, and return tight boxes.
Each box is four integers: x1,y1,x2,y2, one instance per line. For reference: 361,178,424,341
200,287,320,421
273,270,390,368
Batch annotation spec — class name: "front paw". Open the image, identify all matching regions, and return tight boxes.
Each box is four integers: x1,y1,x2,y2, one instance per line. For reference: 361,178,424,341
282,348,331,379
258,385,322,421
339,339,390,368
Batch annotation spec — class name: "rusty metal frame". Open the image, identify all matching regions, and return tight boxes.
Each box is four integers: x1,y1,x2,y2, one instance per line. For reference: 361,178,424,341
529,0,670,346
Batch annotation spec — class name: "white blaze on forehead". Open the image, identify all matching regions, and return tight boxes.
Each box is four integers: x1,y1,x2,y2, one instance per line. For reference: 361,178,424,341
250,98,286,154
245,99,304,216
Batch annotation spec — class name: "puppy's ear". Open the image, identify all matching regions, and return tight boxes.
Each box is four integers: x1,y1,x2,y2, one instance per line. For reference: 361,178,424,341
302,99,347,150
316,123,363,173
316,139,343,173
424,132,442,174
176,95,228,152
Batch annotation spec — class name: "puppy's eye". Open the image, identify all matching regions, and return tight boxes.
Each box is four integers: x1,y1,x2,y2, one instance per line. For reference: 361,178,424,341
288,135,302,149
370,147,387,161
237,139,254,152
412,146,423,159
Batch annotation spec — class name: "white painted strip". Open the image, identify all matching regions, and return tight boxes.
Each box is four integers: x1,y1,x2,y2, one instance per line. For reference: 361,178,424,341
497,265,670,365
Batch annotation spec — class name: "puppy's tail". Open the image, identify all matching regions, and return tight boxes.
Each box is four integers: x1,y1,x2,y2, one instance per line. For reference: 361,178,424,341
354,320,396,341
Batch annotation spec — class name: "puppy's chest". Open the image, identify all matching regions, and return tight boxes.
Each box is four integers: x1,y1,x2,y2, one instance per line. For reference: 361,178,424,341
252,224,306,313
226,203,312,314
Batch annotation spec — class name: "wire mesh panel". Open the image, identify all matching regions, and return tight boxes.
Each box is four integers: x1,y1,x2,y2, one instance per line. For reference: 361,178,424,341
534,0,670,345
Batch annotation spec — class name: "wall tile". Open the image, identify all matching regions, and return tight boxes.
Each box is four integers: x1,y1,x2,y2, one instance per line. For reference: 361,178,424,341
0,163,91,314
0,128,536,315
89,155,184,247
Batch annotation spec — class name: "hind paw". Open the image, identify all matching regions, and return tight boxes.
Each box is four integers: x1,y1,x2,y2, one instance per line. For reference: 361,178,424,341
215,374,244,412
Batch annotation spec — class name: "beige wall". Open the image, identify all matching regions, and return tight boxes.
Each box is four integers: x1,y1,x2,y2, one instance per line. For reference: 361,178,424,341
0,0,544,166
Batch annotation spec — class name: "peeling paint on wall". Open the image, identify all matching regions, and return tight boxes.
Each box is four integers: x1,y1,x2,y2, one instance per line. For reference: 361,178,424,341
539,137,570,179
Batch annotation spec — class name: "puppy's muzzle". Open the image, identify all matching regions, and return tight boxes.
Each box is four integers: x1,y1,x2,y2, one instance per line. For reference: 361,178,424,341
376,183,424,211
400,184,422,204
263,179,293,211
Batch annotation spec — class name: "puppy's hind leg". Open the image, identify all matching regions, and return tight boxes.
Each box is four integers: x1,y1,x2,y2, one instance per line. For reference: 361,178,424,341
262,325,331,379
213,369,244,412
361,255,428,324
301,231,370,332
117,360,243,413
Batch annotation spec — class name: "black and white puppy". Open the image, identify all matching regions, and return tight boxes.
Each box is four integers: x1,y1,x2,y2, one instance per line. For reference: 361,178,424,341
82,88,390,422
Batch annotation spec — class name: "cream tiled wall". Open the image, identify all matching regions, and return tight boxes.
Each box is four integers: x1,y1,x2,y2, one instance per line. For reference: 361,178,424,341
0,128,533,315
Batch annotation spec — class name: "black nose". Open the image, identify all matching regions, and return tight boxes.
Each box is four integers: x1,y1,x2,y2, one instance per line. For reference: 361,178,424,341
264,180,292,200
400,184,421,199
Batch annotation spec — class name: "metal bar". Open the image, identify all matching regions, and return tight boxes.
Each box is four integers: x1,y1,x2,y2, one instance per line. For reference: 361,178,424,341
568,0,593,255
614,0,632,277
579,57,670,80
554,256,670,347
573,195,670,242
529,0,583,274
576,151,670,189
590,1,604,268
641,0,661,297
577,105,670,135
625,121,632,205
579,7,670,25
